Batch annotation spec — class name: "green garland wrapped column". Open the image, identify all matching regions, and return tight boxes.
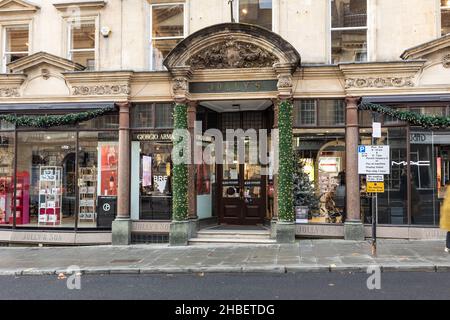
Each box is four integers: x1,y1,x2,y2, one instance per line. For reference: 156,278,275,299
172,103,189,221
277,100,294,222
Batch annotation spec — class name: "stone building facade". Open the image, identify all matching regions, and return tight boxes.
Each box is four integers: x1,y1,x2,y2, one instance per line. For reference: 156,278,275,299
0,0,449,245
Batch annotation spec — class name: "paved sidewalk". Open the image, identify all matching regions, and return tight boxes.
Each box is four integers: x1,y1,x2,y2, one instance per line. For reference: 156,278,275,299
0,240,449,276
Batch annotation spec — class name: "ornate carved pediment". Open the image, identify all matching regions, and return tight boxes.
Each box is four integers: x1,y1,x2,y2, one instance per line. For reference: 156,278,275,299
0,0,39,13
187,38,278,70
164,23,300,71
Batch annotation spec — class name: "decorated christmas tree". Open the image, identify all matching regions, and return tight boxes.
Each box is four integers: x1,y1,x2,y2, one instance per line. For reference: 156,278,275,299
292,152,319,212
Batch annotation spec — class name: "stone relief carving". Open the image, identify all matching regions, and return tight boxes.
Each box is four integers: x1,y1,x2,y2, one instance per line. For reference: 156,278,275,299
187,37,278,69
41,69,50,80
277,74,293,88
345,77,414,89
443,54,450,69
172,77,188,92
72,85,130,96
0,88,20,97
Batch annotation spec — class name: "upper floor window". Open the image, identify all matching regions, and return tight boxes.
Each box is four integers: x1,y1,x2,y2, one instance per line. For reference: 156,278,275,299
150,3,186,71
68,20,97,71
330,0,368,64
294,99,346,127
442,0,450,36
131,103,174,129
2,25,29,73
236,0,273,31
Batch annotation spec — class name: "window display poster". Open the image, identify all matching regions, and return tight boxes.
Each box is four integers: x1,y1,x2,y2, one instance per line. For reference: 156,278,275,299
142,156,152,187
300,158,315,182
100,144,118,196
101,145,118,170
318,157,340,174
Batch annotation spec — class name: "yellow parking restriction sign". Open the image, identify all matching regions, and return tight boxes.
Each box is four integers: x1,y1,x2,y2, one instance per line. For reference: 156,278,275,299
367,182,384,193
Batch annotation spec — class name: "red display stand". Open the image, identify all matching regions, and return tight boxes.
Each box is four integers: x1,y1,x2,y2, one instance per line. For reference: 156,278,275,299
0,176,12,224
9,172,30,225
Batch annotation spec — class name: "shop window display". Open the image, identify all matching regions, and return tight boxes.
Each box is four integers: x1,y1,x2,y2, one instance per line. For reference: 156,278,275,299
0,132,15,225
408,130,450,226
293,129,346,224
131,135,173,220
78,131,119,228
360,127,408,225
16,132,77,228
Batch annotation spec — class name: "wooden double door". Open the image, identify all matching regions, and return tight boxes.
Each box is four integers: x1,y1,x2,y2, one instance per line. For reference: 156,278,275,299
218,162,266,225
216,111,268,225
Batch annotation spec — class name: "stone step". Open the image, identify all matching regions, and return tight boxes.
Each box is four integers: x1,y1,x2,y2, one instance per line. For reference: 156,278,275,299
189,237,276,245
196,230,270,239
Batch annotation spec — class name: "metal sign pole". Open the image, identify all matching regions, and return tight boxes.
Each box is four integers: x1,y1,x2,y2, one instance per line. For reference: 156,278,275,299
371,113,377,256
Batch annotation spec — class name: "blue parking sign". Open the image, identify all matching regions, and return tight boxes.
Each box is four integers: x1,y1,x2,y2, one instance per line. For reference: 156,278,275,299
358,146,366,153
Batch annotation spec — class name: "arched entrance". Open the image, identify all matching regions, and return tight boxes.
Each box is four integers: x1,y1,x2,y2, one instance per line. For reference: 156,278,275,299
165,23,301,239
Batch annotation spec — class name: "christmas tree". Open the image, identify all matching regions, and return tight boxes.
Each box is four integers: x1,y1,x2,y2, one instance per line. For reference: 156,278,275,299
292,152,319,213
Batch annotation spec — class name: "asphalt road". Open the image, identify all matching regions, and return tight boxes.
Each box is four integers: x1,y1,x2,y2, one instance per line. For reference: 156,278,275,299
0,272,449,300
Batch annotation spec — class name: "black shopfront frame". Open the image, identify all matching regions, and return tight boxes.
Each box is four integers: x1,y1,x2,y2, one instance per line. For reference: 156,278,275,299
359,101,450,227
0,105,119,232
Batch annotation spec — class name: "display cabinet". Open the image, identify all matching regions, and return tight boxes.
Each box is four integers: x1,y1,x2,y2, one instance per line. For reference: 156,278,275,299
38,166,62,226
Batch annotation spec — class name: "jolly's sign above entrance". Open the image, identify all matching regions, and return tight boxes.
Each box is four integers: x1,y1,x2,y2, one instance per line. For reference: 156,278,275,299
358,145,390,175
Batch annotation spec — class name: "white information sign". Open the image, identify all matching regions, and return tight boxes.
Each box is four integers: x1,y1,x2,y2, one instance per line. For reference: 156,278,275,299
367,175,384,182
358,145,390,175
372,122,382,138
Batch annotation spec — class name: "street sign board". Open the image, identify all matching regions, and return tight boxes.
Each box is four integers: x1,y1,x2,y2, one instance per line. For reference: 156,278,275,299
367,182,385,193
358,145,390,175
367,175,384,182
372,122,382,138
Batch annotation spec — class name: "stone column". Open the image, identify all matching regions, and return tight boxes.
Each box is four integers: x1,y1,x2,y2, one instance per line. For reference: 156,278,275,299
344,96,365,241
112,102,132,245
271,100,279,221
169,67,194,246
273,63,296,243
187,100,198,237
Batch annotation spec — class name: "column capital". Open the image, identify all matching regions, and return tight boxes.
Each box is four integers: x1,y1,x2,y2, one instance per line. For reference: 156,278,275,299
171,66,193,103
345,96,361,106
116,101,131,110
274,63,296,101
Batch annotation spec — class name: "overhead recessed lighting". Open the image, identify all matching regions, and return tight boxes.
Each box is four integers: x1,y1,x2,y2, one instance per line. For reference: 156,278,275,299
46,136,51,140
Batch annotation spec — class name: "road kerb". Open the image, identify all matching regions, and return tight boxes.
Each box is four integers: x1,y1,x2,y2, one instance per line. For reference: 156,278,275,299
285,265,330,273
381,264,437,272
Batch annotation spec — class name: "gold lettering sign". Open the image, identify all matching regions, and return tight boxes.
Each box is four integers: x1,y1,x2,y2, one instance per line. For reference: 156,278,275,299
189,80,278,94
134,132,173,141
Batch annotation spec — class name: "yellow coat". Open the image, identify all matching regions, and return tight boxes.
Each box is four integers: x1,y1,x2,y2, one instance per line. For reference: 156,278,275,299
440,187,450,231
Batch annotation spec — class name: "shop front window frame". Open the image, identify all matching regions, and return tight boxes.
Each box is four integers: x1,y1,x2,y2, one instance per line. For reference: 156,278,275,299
359,103,450,227
131,103,175,221
0,128,15,228
0,111,119,231
293,98,347,225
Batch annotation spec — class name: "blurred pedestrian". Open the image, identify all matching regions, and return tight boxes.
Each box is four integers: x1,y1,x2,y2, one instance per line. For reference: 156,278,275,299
440,182,450,253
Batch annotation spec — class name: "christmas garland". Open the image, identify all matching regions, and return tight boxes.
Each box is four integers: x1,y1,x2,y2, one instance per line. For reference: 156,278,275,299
172,103,189,221
359,102,450,128
0,106,114,128
278,100,294,222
